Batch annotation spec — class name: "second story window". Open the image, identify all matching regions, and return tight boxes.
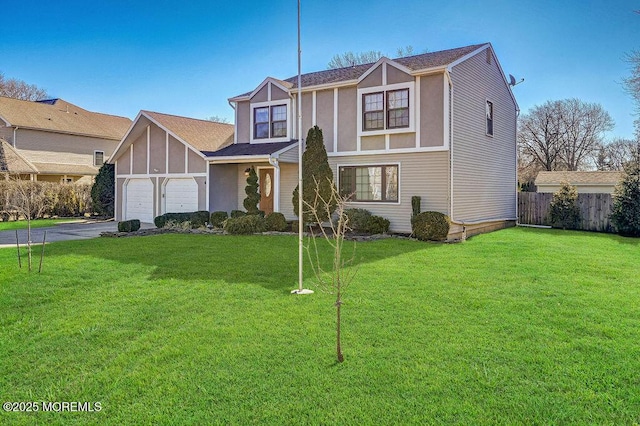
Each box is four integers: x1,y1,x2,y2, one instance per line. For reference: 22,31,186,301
359,84,413,134
94,151,104,166
253,104,287,140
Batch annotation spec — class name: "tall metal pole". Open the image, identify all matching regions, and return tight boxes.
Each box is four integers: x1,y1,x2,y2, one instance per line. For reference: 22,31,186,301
293,0,312,295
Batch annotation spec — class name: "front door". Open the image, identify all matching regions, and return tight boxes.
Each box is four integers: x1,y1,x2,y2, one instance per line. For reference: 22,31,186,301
259,168,274,215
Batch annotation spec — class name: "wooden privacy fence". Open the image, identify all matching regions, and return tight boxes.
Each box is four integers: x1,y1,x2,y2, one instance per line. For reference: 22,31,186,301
518,192,615,233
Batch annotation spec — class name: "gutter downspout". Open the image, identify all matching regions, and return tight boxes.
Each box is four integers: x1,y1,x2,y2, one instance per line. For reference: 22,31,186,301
268,156,280,213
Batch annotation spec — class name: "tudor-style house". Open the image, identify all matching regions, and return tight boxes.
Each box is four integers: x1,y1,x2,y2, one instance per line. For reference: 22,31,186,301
111,43,518,239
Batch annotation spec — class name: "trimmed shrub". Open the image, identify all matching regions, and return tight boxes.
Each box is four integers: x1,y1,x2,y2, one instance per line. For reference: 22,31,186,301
365,215,390,234
243,167,261,215
411,196,421,223
118,219,141,232
190,211,210,228
549,182,581,230
610,158,640,237
290,220,299,232
210,211,228,228
343,208,390,234
265,212,288,232
154,215,167,228
344,208,372,232
224,214,267,235
230,210,246,218
412,211,450,241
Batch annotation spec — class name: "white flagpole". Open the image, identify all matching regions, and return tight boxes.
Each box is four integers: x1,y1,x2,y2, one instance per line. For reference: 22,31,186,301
293,0,312,295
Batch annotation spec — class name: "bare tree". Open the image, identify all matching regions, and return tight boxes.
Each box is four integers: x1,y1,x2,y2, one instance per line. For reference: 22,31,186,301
328,51,383,69
518,100,566,171
518,99,614,173
594,138,637,170
396,45,415,57
305,177,358,363
207,115,230,124
0,72,49,101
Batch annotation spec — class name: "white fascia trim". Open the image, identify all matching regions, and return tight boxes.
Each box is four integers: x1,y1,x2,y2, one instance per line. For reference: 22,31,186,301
357,57,412,84
328,145,448,157
336,161,402,206
271,141,299,158
108,110,144,163
115,172,207,179
333,88,339,153
356,81,416,138
206,155,271,164
0,114,11,126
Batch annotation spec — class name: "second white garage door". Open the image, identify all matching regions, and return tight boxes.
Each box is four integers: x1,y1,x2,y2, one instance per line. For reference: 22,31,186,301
165,178,199,213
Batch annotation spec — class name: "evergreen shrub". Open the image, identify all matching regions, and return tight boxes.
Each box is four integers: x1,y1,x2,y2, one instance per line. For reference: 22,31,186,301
210,211,228,228
224,214,267,235
549,182,581,230
412,211,450,241
118,219,141,232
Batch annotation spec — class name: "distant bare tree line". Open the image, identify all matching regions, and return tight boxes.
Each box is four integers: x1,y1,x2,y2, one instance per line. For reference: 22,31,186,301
0,72,49,101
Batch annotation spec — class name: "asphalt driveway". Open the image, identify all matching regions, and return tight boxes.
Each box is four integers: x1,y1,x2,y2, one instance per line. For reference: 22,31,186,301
0,220,156,248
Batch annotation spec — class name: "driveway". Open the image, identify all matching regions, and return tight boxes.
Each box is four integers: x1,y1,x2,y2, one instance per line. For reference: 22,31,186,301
0,220,156,248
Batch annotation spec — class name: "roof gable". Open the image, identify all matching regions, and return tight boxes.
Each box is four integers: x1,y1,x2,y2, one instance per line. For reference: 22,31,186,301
0,138,38,174
109,111,234,162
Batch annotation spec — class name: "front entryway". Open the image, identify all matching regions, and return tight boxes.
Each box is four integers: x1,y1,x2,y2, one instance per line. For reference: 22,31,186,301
259,168,274,215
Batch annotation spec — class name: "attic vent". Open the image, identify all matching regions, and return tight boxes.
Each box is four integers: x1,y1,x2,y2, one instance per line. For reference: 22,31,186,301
486,49,492,65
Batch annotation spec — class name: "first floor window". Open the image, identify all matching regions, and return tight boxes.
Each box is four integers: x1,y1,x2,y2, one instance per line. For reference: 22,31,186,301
486,100,494,136
94,151,104,166
254,104,287,139
339,165,398,202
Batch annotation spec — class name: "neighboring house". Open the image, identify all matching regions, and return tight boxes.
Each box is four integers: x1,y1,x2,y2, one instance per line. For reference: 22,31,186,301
110,43,518,239
535,171,623,194
109,111,234,223
0,96,131,183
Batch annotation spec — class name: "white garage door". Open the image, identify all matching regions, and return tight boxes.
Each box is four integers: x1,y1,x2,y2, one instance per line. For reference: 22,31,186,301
125,178,154,223
165,178,198,213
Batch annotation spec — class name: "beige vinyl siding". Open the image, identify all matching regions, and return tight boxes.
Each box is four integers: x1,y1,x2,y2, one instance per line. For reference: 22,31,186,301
132,133,147,174
329,151,450,233
13,128,118,157
279,163,298,219
337,86,357,151
236,101,250,143
277,146,299,163
420,74,445,148
316,89,334,152
450,48,517,222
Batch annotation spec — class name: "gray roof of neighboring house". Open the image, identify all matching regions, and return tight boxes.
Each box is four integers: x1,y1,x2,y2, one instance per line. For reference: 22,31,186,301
0,96,131,140
203,140,297,157
535,171,623,186
231,43,487,98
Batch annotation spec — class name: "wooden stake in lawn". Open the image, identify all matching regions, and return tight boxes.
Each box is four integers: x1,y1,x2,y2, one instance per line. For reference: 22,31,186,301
15,230,21,269
38,230,46,273
305,177,358,363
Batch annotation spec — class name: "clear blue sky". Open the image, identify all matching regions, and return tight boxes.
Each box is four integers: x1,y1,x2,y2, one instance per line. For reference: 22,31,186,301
2,0,638,139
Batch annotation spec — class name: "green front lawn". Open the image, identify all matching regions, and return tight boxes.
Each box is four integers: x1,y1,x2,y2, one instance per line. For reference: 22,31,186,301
0,218,78,231
0,228,639,425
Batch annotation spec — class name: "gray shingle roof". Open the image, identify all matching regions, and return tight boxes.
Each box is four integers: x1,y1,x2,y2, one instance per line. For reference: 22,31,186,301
232,43,487,98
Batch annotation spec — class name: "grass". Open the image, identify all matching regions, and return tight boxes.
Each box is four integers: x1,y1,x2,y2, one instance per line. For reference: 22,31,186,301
0,218,78,231
0,227,639,425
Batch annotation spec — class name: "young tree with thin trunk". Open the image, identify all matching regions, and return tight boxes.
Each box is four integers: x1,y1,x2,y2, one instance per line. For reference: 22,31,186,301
305,177,357,363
